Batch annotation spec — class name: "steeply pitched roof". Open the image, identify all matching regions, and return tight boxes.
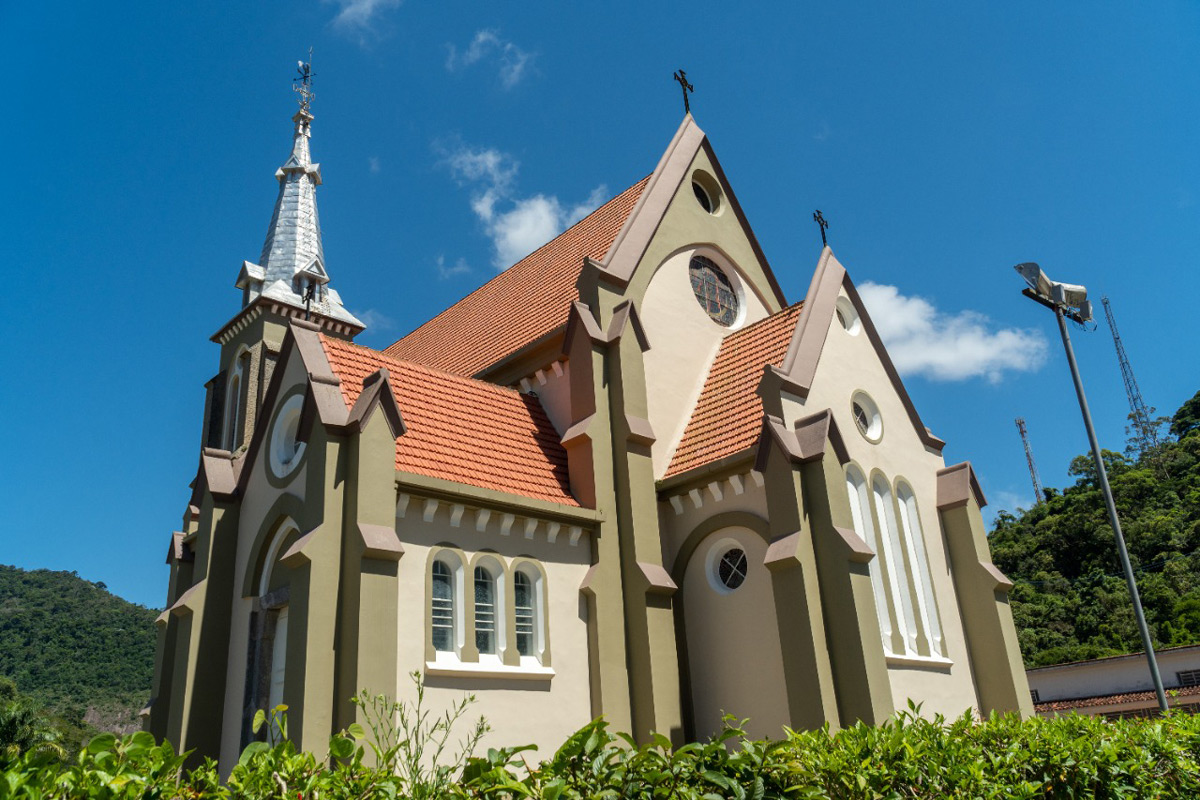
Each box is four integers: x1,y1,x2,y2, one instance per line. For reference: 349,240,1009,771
320,335,579,507
664,304,804,479
384,176,651,376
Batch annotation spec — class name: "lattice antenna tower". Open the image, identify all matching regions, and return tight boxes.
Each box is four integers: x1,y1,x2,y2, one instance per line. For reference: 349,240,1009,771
1101,296,1160,453
1015,417,1044,506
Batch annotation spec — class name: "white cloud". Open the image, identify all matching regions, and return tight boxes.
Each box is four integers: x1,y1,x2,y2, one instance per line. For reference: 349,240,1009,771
368,156,381,174
857,282,1048,383
435,255,471,280
441,142,607,269
351,308,396,331
446,30,535,88
326,0,401,36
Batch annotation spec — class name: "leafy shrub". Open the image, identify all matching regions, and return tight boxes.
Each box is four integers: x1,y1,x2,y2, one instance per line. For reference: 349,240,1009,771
6,697,1200,798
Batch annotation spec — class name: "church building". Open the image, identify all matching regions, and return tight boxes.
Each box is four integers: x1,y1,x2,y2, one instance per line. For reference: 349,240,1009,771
147,79,1033,769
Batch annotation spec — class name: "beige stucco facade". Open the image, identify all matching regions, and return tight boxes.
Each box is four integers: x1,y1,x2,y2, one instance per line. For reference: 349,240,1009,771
149,112,1031,772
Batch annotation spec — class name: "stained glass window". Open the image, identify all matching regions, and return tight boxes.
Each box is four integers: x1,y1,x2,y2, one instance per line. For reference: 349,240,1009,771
474,567,496,654
688,256,739,326
431,561,454,653
514,572,535,657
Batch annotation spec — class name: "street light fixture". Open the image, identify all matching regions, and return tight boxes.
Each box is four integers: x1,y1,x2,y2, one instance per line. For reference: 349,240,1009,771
1015,262,1168,714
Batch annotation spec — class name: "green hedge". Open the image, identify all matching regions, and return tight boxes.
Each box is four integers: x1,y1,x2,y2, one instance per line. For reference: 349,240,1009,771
5,706,1200,799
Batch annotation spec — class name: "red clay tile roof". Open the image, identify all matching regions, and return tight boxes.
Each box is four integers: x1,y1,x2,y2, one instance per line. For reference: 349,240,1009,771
664,304,804,479
384,176,651,376
320,335,579,507
1035,683,1200,713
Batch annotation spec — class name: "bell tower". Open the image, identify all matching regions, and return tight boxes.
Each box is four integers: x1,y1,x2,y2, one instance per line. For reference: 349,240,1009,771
203,56,364,452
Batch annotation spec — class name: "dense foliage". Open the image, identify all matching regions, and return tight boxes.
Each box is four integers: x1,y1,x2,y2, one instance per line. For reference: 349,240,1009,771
990,390,1200,667
0,566,157,737
5,706,1200,799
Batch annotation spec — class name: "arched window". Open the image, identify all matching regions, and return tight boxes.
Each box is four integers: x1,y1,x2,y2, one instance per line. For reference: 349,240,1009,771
268,606,288,711
431,561,455,653
846,466,892,650
897,483,944,657
514,571,536,657
224,349,250,450
474,567,497,654
873,475,918,656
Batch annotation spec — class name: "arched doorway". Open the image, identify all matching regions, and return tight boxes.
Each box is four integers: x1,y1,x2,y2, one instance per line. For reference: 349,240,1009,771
680,526,789,740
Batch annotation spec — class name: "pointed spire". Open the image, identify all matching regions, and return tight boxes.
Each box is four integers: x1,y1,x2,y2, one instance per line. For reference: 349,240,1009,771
234,58,363,332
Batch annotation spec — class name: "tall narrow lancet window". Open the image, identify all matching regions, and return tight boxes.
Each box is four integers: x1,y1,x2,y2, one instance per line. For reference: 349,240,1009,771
846,466,893,651
897,483,944,657
268,606,288,712
431,561,455,653
474,567,497,655
514,571,535,657
224,352,248,450
873,475,919,656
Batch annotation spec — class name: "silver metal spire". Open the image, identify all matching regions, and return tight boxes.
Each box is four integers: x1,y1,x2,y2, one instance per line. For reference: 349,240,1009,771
235,56,363,330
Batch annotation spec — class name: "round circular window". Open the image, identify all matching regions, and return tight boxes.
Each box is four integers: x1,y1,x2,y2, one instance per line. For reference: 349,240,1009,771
835,296,861,335
689,255,740,326
690,170,722,215
269,394,307,479
705,538,749,594
851,392,883,443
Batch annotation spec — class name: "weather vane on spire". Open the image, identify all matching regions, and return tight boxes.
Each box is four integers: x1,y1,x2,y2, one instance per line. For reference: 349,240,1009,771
293,48,315,112
673,69,694,115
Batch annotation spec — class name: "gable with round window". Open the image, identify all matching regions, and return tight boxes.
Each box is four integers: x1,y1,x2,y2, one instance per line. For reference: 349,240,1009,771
688,255,739,327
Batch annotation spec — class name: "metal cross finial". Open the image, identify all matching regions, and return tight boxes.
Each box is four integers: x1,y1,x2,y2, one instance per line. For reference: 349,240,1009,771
293,48,315,111
813,209,829,247
303,281,316,320
673,70,694,115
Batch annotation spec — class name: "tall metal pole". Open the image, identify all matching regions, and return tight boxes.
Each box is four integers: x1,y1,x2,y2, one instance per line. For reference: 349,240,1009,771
1054,307,1169,713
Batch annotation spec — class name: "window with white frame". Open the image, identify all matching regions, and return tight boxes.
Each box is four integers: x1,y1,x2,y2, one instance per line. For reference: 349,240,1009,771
427,552,548,667
847,465,893,652
872,475,920,656
431,561,455,653
474,566,497,655
514,571,536,657
897,482,945,657
268,606,288,711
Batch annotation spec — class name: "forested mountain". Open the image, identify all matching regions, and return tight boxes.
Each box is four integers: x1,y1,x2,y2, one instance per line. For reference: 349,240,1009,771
0,565,157,736
990,390,1200,667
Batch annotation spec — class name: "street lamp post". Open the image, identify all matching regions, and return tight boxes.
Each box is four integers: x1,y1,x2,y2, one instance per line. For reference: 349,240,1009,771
1015,263,1169,715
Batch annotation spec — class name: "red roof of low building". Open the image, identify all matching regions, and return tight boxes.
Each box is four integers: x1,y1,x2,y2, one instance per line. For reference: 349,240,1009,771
664,304,804,479
1035,683,1200,713
384,176,651,376
320,335,579,507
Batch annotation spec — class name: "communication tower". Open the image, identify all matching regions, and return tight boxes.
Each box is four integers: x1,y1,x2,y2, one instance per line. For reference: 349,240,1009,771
1015,417,1044,506
1101,296,1160,453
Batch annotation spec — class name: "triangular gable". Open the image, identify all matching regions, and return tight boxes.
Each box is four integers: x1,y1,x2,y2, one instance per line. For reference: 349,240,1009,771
595,115,787,309
772,247,945,452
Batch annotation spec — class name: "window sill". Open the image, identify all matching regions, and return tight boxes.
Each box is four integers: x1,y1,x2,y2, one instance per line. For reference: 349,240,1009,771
424,659,555,681
885,653,953,669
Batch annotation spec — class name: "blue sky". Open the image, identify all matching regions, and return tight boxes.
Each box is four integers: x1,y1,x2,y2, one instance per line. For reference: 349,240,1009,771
3,2,1198,608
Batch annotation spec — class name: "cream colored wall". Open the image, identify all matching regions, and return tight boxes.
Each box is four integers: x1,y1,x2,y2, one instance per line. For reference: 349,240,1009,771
641,247,770,477
393,502,595,754
796,288,978,718
633,148,775,478
529,362,571,437
219,351,312,769
1028,646,1200,702
681,525,789,740
659,473,769,573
